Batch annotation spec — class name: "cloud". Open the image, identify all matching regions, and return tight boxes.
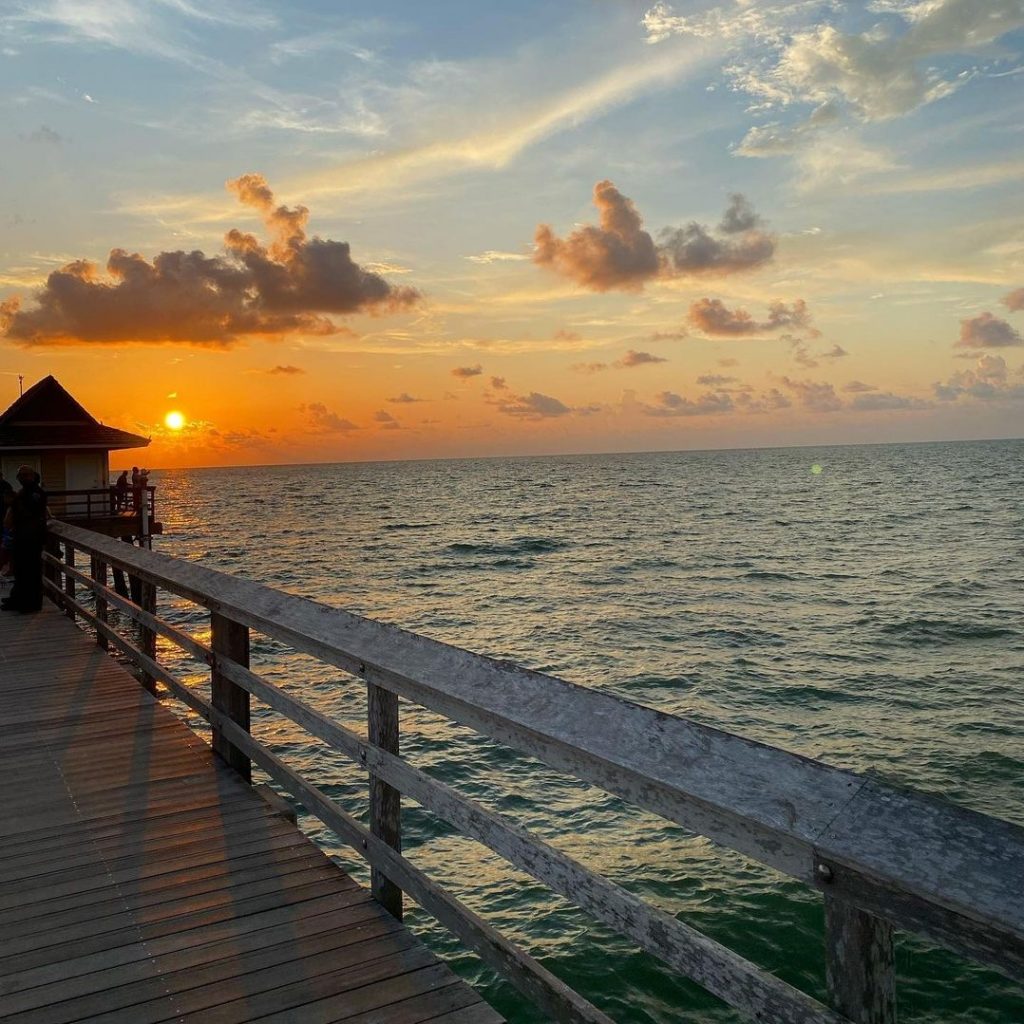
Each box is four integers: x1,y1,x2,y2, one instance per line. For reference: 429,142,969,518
643,390,735,417
849,391,928,411
657,195,776,276
615,349,668,368
843,380,878,393
489,376,508,390
734,387,792,413
1004,287,1024,312
553,328,582,341
20,124,64,144
267,364,304,375
465,250,531,264
0,173,419,347
956,312,1022,349
572,361,609,373
451,364,483,378
717,193,762,233
697,374,736,386
373,409,401,430
688,297,814,336
934,354,1024,401
287,41,709,204
789,338,818,368
534,180,660,292
674,0,1024,122
387,392,424,403
496,391,572,419
734,101,841,157
777,376,843,412
302,402,359,433
534,181,774,291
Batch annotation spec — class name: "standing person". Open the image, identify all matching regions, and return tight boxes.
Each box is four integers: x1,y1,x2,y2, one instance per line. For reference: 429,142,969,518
1,466,48,613
115,469,129,511
131,466,141,510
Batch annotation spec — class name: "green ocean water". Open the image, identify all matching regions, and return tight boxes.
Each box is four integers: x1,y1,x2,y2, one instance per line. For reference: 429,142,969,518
147,440,1024,1022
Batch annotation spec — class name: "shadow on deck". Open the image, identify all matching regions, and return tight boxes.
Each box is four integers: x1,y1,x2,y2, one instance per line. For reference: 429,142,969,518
0,603,501,1024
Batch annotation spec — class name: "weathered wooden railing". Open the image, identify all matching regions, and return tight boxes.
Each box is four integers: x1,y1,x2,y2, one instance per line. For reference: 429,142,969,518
42,520,1024,1024
48,485,156,521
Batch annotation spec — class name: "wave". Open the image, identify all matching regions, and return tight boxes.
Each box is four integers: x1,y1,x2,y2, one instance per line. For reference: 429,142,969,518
880,618,1016,644
445,537,570,556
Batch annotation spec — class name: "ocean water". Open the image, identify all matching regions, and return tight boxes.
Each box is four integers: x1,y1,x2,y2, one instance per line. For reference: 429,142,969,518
144,440,1023,1023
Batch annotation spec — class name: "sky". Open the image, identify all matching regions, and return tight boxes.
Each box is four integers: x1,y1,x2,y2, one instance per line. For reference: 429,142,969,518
1,0,1023,468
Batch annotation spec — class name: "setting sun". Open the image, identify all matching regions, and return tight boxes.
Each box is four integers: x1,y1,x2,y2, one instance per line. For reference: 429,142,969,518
164,410,185,431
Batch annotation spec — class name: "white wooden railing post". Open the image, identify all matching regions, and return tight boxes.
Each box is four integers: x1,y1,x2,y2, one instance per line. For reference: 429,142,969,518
368,681,403,920
211,611,251,782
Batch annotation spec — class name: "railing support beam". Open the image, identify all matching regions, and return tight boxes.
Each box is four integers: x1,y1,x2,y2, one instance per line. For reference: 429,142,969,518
63,543,75,620
211,612,251,782
91,557,108,650
368,682,403,920
138,581,157,693
824,893,896,1024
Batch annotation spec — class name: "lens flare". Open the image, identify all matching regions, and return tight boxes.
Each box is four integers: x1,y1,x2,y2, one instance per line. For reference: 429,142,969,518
164,410,186,431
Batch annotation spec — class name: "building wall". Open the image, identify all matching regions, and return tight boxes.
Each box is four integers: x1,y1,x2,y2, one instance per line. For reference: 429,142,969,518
41,452,67,490
0,450,111,490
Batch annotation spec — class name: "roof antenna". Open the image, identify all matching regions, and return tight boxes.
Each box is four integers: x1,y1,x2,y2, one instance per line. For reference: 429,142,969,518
18,374,24,397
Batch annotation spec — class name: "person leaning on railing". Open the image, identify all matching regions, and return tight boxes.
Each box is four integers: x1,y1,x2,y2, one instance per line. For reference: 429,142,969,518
1,466,49,614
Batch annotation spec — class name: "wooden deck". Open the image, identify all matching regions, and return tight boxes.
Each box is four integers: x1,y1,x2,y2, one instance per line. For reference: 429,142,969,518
0,600,501,1024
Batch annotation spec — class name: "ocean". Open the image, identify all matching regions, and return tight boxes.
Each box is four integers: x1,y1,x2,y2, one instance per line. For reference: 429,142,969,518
147,440,1024,1023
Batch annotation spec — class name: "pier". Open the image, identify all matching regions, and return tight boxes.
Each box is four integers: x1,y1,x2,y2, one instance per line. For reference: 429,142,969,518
1,518,1021,1023
0,597,500,1022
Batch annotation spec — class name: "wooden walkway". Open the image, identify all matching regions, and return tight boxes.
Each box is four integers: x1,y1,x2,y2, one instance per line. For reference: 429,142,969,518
0,601,501,1024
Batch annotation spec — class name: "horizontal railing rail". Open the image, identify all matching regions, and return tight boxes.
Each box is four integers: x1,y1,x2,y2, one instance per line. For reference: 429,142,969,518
47,486,156,521
41,519,1024,1024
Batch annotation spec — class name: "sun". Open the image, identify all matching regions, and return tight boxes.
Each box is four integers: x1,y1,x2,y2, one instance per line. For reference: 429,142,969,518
164,410,186,431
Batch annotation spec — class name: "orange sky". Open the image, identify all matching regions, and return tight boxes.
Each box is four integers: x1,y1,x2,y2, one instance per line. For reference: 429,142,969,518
2,2,1023,467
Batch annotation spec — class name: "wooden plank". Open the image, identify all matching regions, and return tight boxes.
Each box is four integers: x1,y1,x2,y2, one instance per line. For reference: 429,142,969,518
0,871,348,960
0,830,313,913
248,979,480,1024
0,893,388,1013
47,519,1024,982
0,847,332,932
205,960,463,1024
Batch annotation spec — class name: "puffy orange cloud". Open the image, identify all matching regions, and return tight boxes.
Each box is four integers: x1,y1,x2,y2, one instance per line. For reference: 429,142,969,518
1,173,419,347
956,312,1022,349
689,297,814,336
495,391,571,419
614,349,667,367
1002,287,1024,312
534,183,775,292
534,180,660,292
